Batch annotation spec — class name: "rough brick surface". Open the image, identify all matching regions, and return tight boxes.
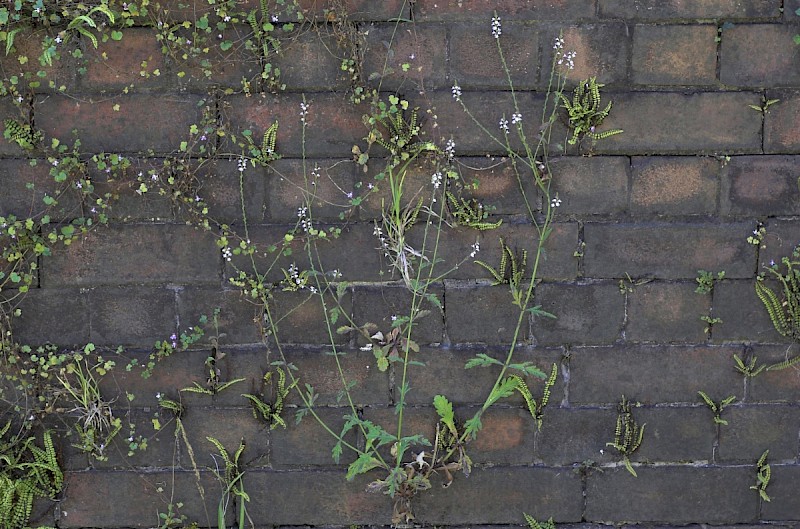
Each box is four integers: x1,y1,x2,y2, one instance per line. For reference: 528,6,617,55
764,89,800,152
632,25,718,86
630,156,720,216
599,0,780,20
721,156,800,216
720,24,800,87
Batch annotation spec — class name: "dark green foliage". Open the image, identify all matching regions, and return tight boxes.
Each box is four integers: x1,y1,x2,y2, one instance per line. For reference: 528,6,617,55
475,238,526,306
755,246,800,370
446,191,502,230
559,77,622,145
242,368,296,430
3,119,41,151
606,395,645,477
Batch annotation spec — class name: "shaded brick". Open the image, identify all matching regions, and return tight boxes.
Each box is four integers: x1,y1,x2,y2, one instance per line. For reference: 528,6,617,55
570,344,742,405
722,155,800,216
90,408,178,471
362,23,447,91
720,24,800,87
271,407,356,467
748,344,800,402
0,30,77,91
450,23,539,89
717,405,800,462
549,156,629,217
59,470,219,528
0,159,80,220
414,466,583,523
630,156,720,216
596,92,763,155
455,156,542,216
540,22,630,86
535,407,618,465
177,287,265,346
632,406,716,462
762,465,800,520
764,89,800,153
297,0,410,21
88,286,176,347
0,98,31,156
267,158,357,222
414,0,597,21
35,94,205,154
532,282,624,345
760,218,800,270
583,222,755,279
444,282,529,344
13,288,90,346
632,25,718,86
269,288,353,344
405,222,491,281
202,160,268,225
43,224,220,287
585,466,758,524
180,407,270,467
713,280,788,344
80,28,167,91
275,32,348,90
91,160,174,222
352,284,444,345
626,281,709,343
599,0,780,20
223,92,366,158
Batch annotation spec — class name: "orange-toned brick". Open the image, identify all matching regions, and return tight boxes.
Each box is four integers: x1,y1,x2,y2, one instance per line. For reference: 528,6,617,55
630,156,719,216
632,24,718,86
720,24,800,87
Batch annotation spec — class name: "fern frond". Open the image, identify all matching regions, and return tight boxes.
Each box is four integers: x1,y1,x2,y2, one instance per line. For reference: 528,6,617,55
766,354,800,371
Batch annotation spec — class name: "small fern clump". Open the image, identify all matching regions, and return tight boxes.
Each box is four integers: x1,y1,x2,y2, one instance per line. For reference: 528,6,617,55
242,368,296,430
751,449,771,502
559,77,622,146
475,238,527,307
697,391,737,426
3,119,42,151
606,395,645,477
446,191,502,230
755,245,800,369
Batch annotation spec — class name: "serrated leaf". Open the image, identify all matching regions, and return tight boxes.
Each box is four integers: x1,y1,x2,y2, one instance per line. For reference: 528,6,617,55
433,395,456,435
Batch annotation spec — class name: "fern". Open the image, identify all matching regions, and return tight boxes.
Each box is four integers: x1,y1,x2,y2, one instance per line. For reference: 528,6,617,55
3,119,41,151
697,391,737,426
475,238,527,306
755,247,800,369
606,395,645,477
558,77,622,146
446,191,502,230
524,514,556,529
734,354,765,378
242,368,297,430
750,449,771,502
506,364,557,431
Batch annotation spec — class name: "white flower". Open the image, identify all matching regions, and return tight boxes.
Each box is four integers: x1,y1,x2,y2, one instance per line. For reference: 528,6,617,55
470,240,480,258
271,14,279,22
511,112,522,124
553,36,564,51
451,83,462,101
431,171,443,189
237,157,247,173
551,195,561,208
300,102,309,123
491,16,501,39
499,117,509,132
445,139,456,160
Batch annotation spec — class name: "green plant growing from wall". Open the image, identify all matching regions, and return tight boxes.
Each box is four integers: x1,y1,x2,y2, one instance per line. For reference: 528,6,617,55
0,425,63,529
524,513,556,529
697,391,737,426
207,437,249,529
606,395,645,477
751,449,771,502
734,353,765,378
559,77,623,146
755,245,800,369
446,191,503,230
695,270,725,294
242,368,296,430
475,238,527,307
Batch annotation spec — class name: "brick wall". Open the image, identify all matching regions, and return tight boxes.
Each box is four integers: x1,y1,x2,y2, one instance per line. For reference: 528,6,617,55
2,0,800,528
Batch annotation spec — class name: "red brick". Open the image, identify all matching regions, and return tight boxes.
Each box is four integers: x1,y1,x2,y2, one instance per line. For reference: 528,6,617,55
0,29,77,91
626,281,709,343
81,28,167,91
597,92,763,155
456,156,542,216
222,92,365,158
721,24,800,87
274,32,348,90
414,0,597,21
721,156,800,216
764,89,800,153
583,222,755,279
631,156,719,216
42,224,220,287
201,159,269,224
540,22,630,86
467,407,537,464
632,25,718,86
35,94,205,154
570,344,742,404
296,0,410,21
450,22,539,89
599,0,780,20
362,23,447,91
549,156,629,216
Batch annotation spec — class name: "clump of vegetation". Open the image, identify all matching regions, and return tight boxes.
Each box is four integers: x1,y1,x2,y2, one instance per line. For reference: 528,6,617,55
606,395,645,477
559,77,623,146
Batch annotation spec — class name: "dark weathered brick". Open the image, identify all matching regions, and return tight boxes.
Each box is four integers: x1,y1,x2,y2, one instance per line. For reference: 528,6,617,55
352,284,445,344
202,160,269,225
583,222,755,279
59,470,219,528
764,89,800,153
222,93,366,158
532,282,624,345
13,288,90,346
274,32,348,90
265,288,353,344
632,25,718,86
717,405,800,462
632,406,716,463
599,0,780,20
88,286,177,347
535,407,618,465
595,92,763,155
80,28,167,91
90,408,178,471
453,156,542,216
267,158,357,222
450,23,539,89
549,156,629,217
748,344,800,402
177,287,265,346
626,281,709,343
760,218,800,270
721,156,800,216
35,94,205,154
630,156,720,216
180,407,270,467
444,282,529,344
414,0,597,21
272,407,357,467
585,466,758,524
761,465,800,520
43,224,220,287
362,23,447,91
540,22,630,86
712,280,787,344
720,24,800,87
297,0,410,21
0,159,80,220
569,344,742,405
